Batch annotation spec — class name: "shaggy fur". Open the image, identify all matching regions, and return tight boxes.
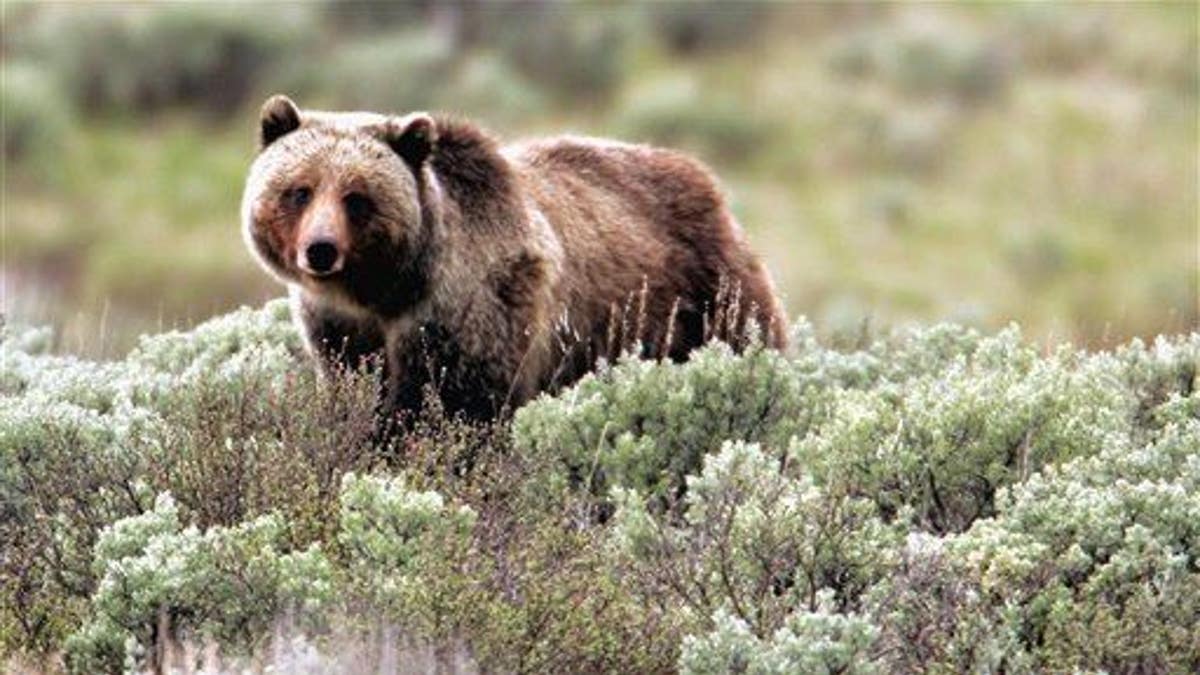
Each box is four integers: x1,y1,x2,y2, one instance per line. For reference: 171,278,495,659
242,96,787,421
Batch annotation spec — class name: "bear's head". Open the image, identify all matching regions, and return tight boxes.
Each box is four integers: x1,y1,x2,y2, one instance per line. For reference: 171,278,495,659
241,95,438,316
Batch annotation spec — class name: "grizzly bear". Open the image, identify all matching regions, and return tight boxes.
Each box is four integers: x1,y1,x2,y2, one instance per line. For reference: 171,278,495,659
242,95,787,421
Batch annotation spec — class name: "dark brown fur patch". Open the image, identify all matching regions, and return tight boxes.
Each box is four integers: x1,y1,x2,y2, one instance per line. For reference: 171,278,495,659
430,115,524,233
490,250,548,311
299,298,386,374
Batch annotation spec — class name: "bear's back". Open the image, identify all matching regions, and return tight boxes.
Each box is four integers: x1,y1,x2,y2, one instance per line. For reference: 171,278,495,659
508,136,738,255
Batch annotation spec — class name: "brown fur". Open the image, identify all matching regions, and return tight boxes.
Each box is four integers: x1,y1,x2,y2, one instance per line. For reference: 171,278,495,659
242,96,787,421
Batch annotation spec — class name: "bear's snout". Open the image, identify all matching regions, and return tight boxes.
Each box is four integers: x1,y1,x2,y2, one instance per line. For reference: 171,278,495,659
295,194,349,278
301,238,343,276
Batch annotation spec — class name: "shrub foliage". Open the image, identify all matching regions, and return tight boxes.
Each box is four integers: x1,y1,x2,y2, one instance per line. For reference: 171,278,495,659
1,303,1197,672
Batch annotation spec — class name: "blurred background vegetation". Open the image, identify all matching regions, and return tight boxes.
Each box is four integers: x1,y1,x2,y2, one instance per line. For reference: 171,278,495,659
1,0,1196,356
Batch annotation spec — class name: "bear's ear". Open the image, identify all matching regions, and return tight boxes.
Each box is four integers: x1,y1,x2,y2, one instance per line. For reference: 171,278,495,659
259,95,301,149
384,113,437,169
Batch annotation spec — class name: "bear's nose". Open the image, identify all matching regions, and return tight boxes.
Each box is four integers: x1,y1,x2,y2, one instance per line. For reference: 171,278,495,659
303,240,342,276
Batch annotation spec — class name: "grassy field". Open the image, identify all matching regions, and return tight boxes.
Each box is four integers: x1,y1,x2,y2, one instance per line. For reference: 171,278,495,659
2,2,1195,355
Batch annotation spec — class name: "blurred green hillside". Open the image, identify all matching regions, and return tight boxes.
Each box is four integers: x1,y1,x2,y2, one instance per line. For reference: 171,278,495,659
2,1,1197,355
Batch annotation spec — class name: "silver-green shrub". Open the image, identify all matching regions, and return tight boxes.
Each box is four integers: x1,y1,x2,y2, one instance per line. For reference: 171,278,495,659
336,472,477,634
612,441,900,638
64,493,333,673
514,343,823,504
945,420,1200,672
1115,334,1200,435
679,600,879,675
0,300,375,654
863,421,1200,673
3,302,1197,671
126,298,301,387
61,474,480,673
792,327,1131,532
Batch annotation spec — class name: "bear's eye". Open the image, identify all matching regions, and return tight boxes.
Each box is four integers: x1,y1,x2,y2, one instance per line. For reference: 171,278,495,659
283,187,311,210
344,192,374,222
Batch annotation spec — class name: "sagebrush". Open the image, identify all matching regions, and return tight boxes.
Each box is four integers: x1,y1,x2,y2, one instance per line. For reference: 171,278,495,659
1,301,1197,673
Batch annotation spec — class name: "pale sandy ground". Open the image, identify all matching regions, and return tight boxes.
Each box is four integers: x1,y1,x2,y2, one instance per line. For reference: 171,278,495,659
6,618,480,675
